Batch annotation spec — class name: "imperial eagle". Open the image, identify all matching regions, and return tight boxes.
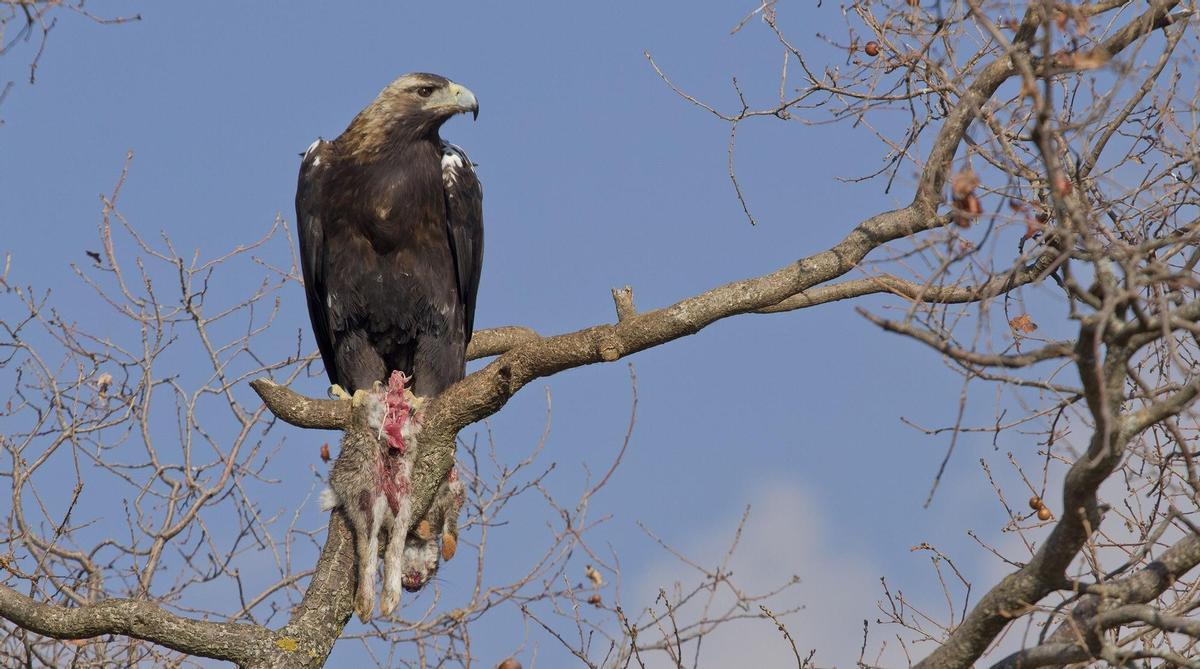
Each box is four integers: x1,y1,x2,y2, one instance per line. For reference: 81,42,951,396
296,73,483,398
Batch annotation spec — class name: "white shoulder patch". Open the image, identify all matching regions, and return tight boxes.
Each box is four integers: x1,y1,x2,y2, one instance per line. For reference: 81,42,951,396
304,139,325,166
441,150,464,170
440,142,474,188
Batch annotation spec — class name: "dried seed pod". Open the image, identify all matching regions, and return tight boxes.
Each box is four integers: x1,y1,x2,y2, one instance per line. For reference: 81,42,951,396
1010,314,1038,334
865,41,880,57
951,169,980,199
1028,495,1042,510
1037,507,1052,521
953,193,982,228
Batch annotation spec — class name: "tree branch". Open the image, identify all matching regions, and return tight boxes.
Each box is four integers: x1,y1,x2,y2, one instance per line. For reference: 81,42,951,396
0,583,276,665
859,309,1076,368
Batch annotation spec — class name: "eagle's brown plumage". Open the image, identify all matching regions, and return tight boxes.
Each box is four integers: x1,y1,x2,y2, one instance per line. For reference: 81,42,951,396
296,73,483,398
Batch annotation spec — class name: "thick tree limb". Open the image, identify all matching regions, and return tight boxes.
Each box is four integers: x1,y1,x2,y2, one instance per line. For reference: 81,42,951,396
990,534,1200,669
466,325,541,360
0,583,277,666
251,379,350,430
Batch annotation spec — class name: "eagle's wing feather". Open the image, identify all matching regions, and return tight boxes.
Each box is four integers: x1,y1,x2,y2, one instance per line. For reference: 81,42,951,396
441,142,484,342
296,139,339,384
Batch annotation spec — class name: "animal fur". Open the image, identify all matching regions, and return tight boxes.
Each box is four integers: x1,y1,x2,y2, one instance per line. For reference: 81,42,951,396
398,467,466,591
320,372,422,620
319,372,467,620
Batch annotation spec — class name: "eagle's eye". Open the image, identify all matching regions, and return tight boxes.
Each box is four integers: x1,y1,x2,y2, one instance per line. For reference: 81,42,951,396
416,86,435,98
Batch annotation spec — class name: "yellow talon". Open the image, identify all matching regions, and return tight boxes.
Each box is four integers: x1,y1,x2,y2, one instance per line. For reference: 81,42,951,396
328,384,352,401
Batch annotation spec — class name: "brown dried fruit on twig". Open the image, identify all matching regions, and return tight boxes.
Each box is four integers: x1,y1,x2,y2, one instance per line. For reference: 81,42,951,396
951,169,979,199
1021,215,1044,243
1053,176,1073,196
319,443,331,462
587,593,602,606
1010,314,1038,334
1037,507,1052,521
865,41,880,57
1028,495,1042,510
953,193,982,228
496,659,522,669
950,170,982,227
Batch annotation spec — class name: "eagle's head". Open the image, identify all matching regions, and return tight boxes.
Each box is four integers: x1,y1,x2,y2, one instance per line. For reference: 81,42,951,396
345,73,478,153
378,73,478,122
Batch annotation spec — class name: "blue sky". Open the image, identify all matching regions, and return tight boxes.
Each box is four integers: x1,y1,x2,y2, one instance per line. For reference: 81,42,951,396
1,2,1064,666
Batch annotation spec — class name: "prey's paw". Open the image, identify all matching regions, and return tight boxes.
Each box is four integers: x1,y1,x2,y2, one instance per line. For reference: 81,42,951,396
379,585,401,616
355,588,375,623
441,532,458,562
414,519,435,541
407,392,427,412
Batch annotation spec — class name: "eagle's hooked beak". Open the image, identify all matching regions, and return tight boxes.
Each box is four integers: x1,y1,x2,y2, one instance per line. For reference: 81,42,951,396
447,82,479,121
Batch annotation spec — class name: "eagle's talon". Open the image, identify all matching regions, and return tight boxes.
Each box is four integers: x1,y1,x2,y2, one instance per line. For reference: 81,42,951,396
350,389,370,407
408,393,427,423
328,384,352,401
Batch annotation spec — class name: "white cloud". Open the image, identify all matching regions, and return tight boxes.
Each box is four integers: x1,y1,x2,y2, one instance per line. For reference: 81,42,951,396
630,481,913,668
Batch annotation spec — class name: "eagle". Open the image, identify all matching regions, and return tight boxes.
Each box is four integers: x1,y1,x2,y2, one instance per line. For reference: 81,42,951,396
296,72,483,400
296,74,482,617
